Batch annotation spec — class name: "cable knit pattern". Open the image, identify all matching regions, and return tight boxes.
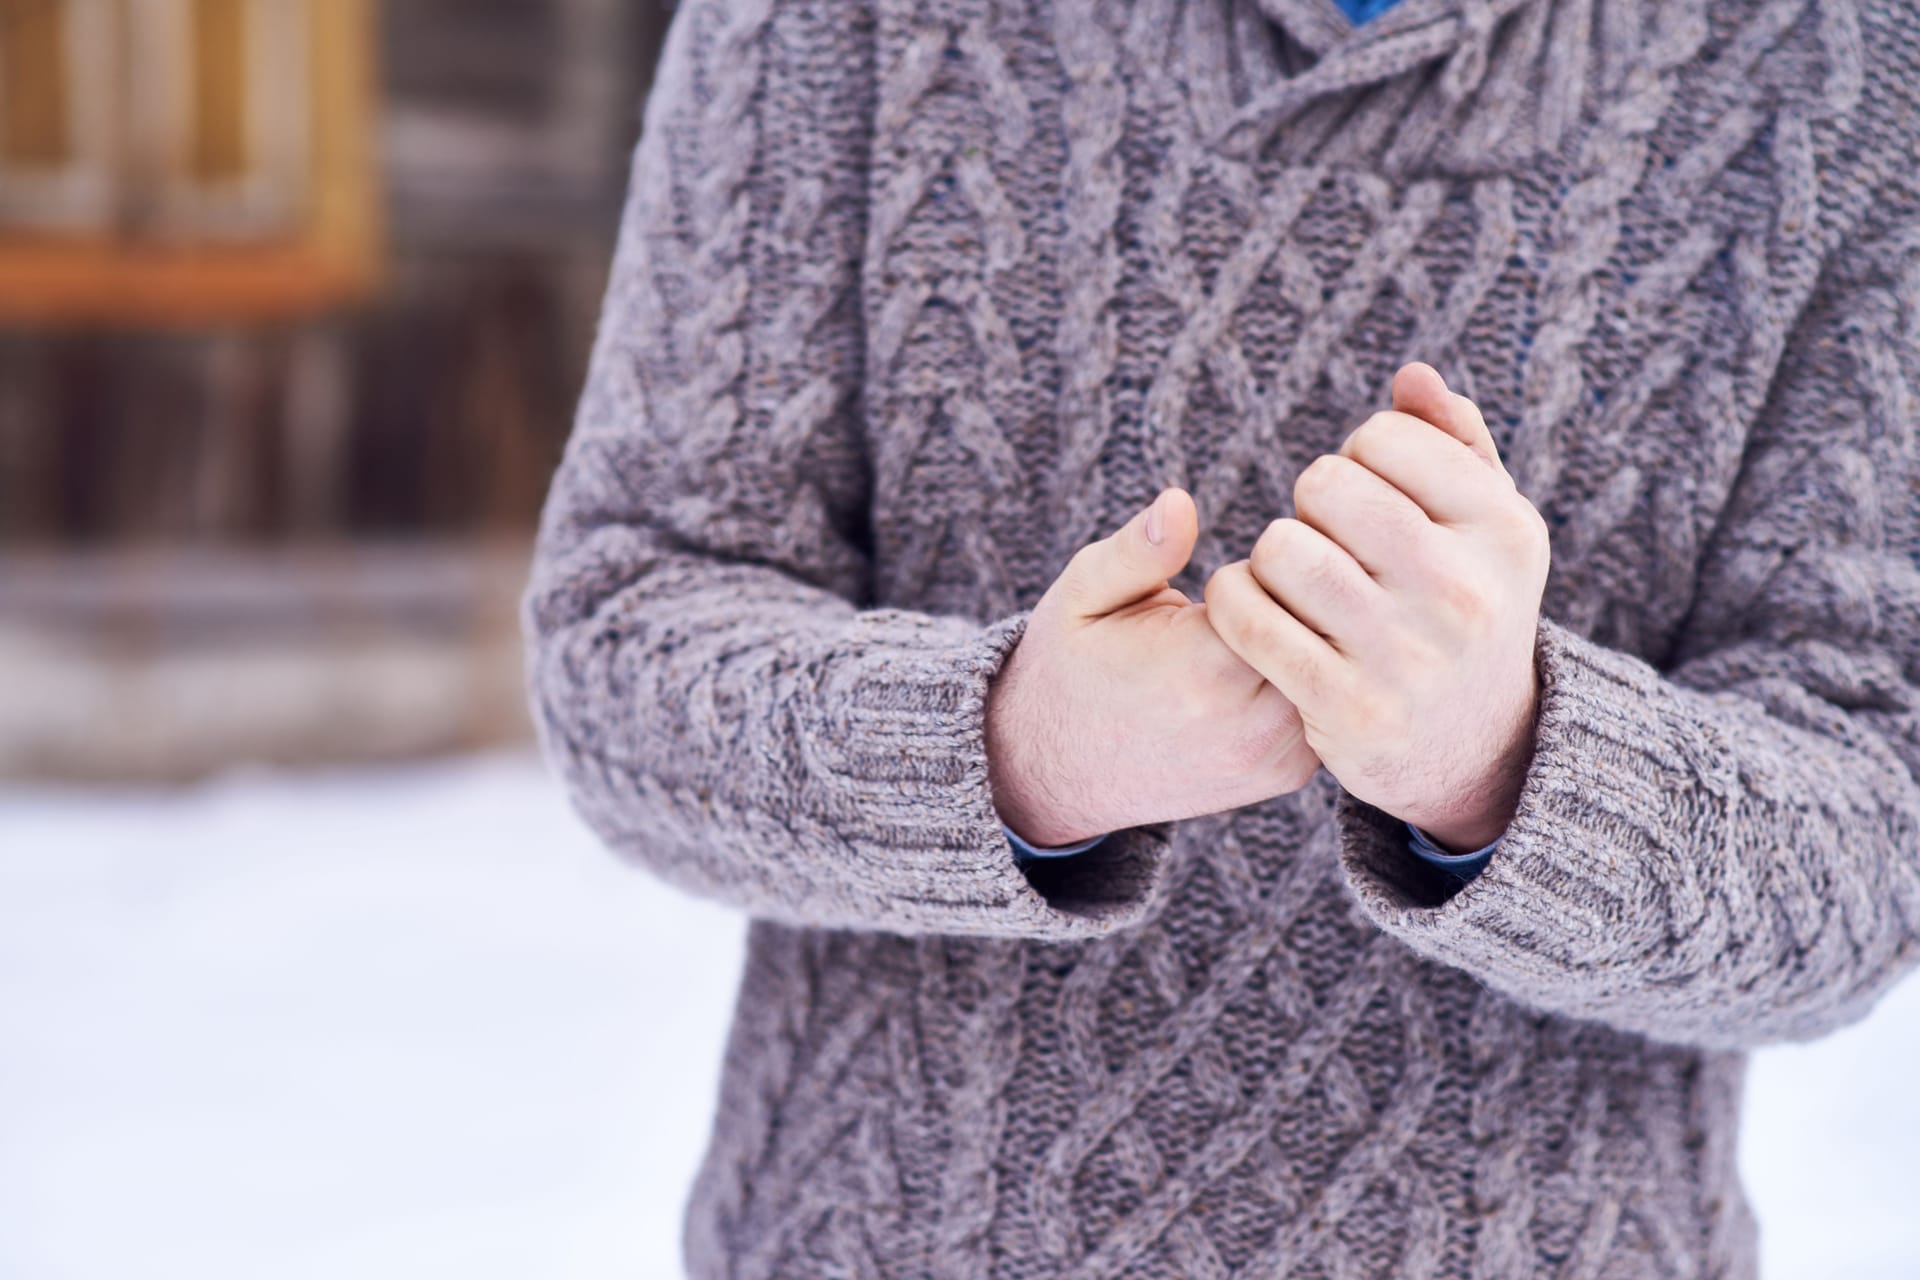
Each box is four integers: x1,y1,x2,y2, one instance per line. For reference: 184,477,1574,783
520,0,1920,1273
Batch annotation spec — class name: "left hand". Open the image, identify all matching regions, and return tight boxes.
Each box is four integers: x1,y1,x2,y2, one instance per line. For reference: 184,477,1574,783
1203,362,1551,853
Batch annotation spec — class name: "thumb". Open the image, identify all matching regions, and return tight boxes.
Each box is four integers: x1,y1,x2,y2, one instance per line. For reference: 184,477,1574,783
1055,487,1199,620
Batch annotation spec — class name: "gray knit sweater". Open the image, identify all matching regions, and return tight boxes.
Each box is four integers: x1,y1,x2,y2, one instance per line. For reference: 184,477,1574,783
521,0,1920,1273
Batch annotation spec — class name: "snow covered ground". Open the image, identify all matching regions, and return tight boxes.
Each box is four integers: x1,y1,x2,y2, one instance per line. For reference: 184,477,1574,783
1,752,1915,1279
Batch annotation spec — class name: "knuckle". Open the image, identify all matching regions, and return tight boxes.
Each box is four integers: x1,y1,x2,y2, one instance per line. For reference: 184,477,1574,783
1483,504,1552,581
1293,455,1343,510
1399,634,1448,678
1251,518,1295,573
1345,413,1397,461
1493,502,1543,548
1064,541,1102,582
1173,677,1218,725
1239,606,1286,657
1283,648,1334,708
1525,504,1554,562
1202,561,1240,612
1303,548,1353,601
1240,626,1287,673
1297,556,1344,594
1352,411,1391,439
1204,612,1236,659
1348,687,1406,745
1436,573,1490,628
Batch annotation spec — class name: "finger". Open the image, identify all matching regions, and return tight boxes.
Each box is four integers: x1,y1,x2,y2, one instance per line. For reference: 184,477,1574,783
1053,487,1198,621
1247,517,1385,652
1390,361,1507,477
1247,678,1308,735
1176,601,1269,694
1203,559,1350,719
1290,453,1434,585
1336,409,1510,527
1248,680,1322,790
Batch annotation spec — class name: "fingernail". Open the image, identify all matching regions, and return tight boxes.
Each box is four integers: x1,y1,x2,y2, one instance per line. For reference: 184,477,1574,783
1144,492,1166,545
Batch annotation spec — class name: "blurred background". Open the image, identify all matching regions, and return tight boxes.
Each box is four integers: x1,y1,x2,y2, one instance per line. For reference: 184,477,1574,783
0,0,666,779
0,2,1915,1278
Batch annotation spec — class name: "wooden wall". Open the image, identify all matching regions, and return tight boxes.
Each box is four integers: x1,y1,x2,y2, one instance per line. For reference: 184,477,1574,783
0,0,674,549
0,0,675,780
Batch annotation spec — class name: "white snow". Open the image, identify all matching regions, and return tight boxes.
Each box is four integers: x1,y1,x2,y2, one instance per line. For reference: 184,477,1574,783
0,753,1914,1279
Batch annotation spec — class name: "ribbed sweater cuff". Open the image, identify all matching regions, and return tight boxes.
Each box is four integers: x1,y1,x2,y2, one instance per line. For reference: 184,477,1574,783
811,607,1175,938
1333,614,1699,992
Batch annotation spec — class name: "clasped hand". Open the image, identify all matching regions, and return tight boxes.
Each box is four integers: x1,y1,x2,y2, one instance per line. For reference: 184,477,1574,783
984,363,1550,854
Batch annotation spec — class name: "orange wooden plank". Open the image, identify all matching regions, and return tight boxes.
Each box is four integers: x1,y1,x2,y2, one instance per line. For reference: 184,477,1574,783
0,0,384,326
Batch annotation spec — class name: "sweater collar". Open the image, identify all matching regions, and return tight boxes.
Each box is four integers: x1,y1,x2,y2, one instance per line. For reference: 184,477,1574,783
1218,0,1543,157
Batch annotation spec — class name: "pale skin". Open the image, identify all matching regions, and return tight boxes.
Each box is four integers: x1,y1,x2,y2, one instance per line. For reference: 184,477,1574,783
986,362,1551,856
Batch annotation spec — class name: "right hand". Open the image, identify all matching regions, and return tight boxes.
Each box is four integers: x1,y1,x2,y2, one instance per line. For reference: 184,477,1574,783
985,487,1323,847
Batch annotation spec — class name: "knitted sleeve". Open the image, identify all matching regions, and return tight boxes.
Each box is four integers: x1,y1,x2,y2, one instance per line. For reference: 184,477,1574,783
1332,211,1920,1051
519,0,1172,940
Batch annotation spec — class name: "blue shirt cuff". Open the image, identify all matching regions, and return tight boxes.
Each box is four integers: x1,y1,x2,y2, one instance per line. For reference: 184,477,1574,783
1002,818,1497,880
1003,822,1110,860
1404,821,1501,883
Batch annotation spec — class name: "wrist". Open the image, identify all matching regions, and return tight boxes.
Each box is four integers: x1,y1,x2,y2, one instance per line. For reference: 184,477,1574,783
1414,668,1539,852
1004,822,1109,858
989,777,1102,849
1407,762,1524,852
984,663,1096,848
1412,813,1510,856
